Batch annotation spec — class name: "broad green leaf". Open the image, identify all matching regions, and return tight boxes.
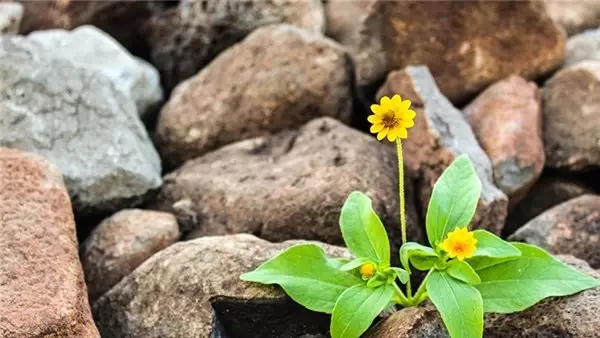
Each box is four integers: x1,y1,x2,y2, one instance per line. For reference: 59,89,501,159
339,257,372,271
240,244,362,313
400,242,438,272
330,283,395,338
476,243,600,313
473,230,521,258
467,256,517,271
329,257,352,269
412,256,438,271
426,155,482,248
427,271,483,338
340,191,390,265
447,259,481,285
366,277,385,289
389,267,409,284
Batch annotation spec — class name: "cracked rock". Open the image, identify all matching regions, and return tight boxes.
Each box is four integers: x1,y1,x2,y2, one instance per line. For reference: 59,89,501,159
0,2,22,34
0,36,162,215
377,66,508,235
93,234,348,338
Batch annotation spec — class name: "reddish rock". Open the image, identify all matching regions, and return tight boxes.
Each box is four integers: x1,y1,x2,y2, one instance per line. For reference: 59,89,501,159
156,24,353,168
81,209,180,301
0,2,22,34
377,66,508,235
0,148,99,337
326,0,565,102
464,75,544,205
364,306,448,338
544,0,600,36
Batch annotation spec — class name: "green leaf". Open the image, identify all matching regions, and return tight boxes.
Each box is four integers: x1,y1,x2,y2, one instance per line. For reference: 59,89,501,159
426,154,482,248
340,191,391,265
389,267,410,284
427,271,483,338
473,230,521,258
339,257,372,271
467,256,517,271
476,243,600,313
447,259,481,285
400,242,438,272
366,277,385,289
330,283,395,338
240,244,363,313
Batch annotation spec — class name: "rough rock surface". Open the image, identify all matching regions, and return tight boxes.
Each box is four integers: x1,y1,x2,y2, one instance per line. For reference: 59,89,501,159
27,25,163,118
156,24,353,167
154,117,423,250
326,0,565,102
0,36,162,215
364,306,448,338
464,75,544,205
143,0,325,90
81,209,180,301
0,2,22,34
542,61,600,171
566,27,600,66
510,195,600,269
0,148,99,337
93,234,349,338
544,0,600,36
377,66,508,234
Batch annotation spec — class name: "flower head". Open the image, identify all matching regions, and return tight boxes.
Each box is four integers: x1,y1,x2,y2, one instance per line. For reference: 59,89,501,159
439,227,478,261
359,263,376,279
368,94,416,142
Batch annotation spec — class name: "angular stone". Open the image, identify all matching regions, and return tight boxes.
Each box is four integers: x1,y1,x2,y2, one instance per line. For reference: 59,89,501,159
0,147,99,338
27,25,163,118
542,61,600,171
566,27,600,67
326,0,565,102
93,234,349,337
156,24,353,167
154,117,423,250
377,66,508,234
0,36,162,215
544,0,600,36
0,2,22,34
81,209,180,301
510,195,600,269
143,0,324,90
364,306,448,338
464,75,544,205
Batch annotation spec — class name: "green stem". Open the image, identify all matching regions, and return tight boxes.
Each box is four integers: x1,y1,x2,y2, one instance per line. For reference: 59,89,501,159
392,282,410,307
411,269,434,306
396,139,407,245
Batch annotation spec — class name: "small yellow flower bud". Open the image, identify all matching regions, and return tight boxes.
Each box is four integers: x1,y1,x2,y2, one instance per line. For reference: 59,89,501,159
359,263,376,279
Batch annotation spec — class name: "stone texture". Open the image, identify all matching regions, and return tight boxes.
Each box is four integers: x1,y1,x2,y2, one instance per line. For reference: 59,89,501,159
566,27,600,67
510,195,600,269
0,2,22,34
542,61,600,171
377,66,508,234
81,209,180,302
544,0,600,36
364,306,448,338
326,0,565,102
0,147,99,338
27,25,163,118
143,0,324,90
0,36,162,215
93,234,348,338
153,117,423,251
156,24,353,167
464,75,544,205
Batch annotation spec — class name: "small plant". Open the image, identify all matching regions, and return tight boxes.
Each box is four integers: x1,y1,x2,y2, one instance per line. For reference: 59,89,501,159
240,95,600,338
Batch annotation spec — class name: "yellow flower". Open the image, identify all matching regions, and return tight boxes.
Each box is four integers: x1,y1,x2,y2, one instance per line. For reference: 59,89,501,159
439,227,478,261
359,263,376,279
368,94,416,142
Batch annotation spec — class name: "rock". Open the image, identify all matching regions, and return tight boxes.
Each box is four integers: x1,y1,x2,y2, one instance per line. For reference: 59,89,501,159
81,209,180,301
0,148,99,337
377,66,508,235
0,36,162,215
544,0,600,36
27,25,163,119
566,28,600,67
153,117,423,251
326,0,565,103
364,306,449,338
0,2,22,34
156,24,353,167
542,61,600,171
510,195,600,269
93,234,348,337
505,175,593,235
463,75,544,205
143,0,325,90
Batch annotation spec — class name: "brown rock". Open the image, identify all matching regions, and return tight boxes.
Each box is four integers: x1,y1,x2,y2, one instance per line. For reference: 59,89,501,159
0,148,99,337
377,66,508,234
153,117,423,251
326,0,565,103
544,0,600,36
463,75,544,205
0,2,22,34
156,24,353,168
510,195,600,268
542,61,600,171
364,306,449,338
81,209,180,301
93,234,349,337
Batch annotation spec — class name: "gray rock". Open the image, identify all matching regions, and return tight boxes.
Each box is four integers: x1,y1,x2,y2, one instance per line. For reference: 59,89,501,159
0,2,22,34
566,28,600,66
364,306,449,338
27,25,163,118
0,36,162,215
544,0,600,36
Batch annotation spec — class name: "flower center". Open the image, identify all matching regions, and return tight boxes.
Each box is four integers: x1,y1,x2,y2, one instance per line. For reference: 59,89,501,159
452,242,466,254
381,111,399,128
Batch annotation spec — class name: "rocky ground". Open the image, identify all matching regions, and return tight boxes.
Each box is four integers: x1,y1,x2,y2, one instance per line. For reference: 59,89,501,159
1,1,600,337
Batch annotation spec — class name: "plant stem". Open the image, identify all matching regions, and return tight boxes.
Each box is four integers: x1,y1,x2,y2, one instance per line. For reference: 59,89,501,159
396,139,407,245
411,269,434,306
392,282,410,307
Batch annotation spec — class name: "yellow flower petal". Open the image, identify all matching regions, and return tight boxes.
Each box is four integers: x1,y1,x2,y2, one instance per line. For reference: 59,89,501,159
376,127,389,141
391,94,402,105
405,109,416,120
370,123,384,133
367,114,382,124
387,129,398,142
396,128,408,139
438,227,477,261
403,119,415,128
370,104,382,114
380,96,391,106
400,99,412,111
